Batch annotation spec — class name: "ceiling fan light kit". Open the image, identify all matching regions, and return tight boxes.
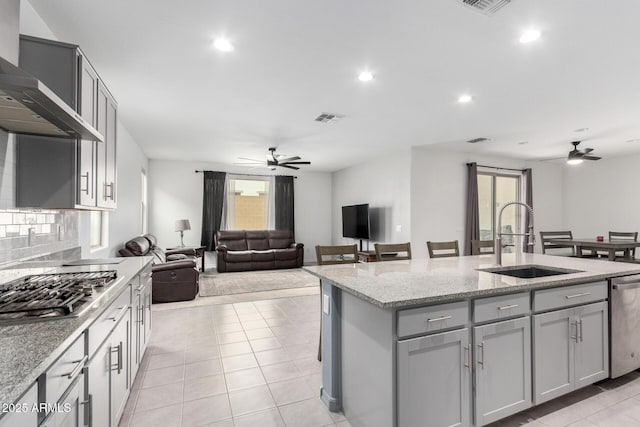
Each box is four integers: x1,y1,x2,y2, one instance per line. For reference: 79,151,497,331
566,140,601,165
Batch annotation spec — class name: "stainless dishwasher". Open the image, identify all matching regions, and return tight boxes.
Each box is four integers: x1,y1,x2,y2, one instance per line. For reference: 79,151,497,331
610,274,640,378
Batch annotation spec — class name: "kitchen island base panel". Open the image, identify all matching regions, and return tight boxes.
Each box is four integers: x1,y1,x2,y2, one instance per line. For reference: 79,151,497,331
320,281,342,412
340,289,395,427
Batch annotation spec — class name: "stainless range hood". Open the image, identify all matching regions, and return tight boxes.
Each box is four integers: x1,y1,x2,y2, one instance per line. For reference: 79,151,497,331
0,55,103,141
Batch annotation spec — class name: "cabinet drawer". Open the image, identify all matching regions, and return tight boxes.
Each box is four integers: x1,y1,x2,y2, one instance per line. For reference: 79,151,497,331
45,334,85,406
474,292,530,323
534,281,607,313
398,301,469,338
139,264,152,287
88,284,131,358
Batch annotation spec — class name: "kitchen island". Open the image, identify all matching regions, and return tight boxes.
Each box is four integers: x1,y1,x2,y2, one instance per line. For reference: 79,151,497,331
304,253,640,427
0,257,153,427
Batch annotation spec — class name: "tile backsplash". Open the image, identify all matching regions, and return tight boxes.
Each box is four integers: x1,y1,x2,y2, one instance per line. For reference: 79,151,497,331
0,208,79,265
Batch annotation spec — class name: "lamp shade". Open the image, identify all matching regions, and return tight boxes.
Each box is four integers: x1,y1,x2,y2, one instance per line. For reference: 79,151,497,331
174,219,191,232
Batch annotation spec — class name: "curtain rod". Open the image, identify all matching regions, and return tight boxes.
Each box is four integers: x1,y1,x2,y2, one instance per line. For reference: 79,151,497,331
468,163,527,173
194,170,297,179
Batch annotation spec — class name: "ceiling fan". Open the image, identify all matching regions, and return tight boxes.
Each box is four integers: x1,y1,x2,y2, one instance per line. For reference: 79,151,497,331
235,147,311,170
566,141,601,164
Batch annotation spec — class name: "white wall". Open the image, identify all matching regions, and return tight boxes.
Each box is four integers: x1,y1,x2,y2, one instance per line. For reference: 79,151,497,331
410,146,566,260
148,160,332,263
331,150,412,249
564,154,640,237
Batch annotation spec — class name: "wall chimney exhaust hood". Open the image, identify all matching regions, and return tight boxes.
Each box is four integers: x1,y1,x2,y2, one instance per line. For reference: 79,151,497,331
0,55,103,141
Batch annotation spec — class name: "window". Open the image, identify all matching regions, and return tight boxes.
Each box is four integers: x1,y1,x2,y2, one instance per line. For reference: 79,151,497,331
90,211,108,250
478,172,521,251
141,169,148,234
224,177,273,230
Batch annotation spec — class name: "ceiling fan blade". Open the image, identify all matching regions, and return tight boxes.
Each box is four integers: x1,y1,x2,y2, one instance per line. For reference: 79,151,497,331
582,148,594,154
279,164,300,170
237,157,263,162
280,161,311,165
536,157,566,161
277,156,301,162
582,155,601,160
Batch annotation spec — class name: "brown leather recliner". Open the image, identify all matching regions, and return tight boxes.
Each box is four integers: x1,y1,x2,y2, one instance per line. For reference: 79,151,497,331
216,230,304,273
119,234,199,303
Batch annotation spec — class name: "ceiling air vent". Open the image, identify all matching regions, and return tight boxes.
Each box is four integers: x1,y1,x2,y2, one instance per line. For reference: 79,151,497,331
460,0,514,15
467,137,490,144
314,112,344,123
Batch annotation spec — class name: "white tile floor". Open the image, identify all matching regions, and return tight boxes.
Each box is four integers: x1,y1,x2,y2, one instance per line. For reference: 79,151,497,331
119,290,351,427
118,283,640,427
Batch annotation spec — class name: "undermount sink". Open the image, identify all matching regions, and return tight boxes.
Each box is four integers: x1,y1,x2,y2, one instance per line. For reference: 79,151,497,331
478,264,583,279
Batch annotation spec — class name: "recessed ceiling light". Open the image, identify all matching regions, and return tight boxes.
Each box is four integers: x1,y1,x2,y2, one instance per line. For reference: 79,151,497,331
458,94,472,103
574,127,589,133
358,71,374,82
567,158,583,165
517,141,528,145
519,29,541,44
212,38,234,52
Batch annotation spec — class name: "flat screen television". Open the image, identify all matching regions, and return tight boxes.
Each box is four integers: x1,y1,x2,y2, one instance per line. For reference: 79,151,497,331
342,204,370,240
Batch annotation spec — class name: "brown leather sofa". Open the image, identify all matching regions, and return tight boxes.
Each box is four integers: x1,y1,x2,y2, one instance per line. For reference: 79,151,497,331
216,230,304,273
119,234,199,303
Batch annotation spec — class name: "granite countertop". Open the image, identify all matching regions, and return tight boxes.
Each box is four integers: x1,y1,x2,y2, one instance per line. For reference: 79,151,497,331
0,257,152,407
303,253,640,308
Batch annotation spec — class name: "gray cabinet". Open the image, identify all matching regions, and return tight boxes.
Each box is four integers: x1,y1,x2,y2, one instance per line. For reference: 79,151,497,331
110,306,130,425
41,372,86,427
86,339,111,427
96,82,117,209
474,317,531,426
132,269,151,383
397,328,471,427
0,383,38,427
16,35,116,210
533,301,608,404
78,55,98,207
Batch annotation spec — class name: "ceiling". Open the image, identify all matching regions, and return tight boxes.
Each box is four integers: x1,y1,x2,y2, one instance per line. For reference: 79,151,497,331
26,0,640,171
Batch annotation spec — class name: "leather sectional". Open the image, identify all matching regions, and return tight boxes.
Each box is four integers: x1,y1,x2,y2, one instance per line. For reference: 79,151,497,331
216,230,304,273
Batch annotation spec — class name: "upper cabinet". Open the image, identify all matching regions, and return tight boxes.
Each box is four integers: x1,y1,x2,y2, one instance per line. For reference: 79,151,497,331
15,35,117,210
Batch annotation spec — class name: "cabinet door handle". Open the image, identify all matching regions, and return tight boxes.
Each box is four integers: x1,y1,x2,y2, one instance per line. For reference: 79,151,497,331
80,172,90,194
463,345,471,369
108,306,128,323
578,319,584,342
62,355,88,380
497,304,519,311
111,342,123,374
477,342,485,369
565,292,591,299
570,321,579,343
427,315,452,323
108,182,115,200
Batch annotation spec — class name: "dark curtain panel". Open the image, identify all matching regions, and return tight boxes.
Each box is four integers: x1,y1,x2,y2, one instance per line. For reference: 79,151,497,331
464,163,480,255
523,168,534,253
274,175,295,234
201,171,226,250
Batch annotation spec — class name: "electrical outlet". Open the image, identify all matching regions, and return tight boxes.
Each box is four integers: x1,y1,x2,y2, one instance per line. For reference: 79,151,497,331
323,294,330,315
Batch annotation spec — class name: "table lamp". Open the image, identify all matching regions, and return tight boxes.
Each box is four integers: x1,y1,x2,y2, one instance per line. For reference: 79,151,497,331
174,219,191,247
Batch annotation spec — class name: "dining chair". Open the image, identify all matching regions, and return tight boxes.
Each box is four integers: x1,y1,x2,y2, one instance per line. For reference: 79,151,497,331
427,240,460,258
539,231,576,256
471,239,495,255
609,231,639,259
374,242,412,261
314,244,358,361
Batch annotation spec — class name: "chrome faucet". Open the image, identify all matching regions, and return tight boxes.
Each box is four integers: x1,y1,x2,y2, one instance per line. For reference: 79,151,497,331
495,201,535,265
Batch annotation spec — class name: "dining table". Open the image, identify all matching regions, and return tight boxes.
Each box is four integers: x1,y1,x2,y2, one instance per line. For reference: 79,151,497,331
547,238,640,261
